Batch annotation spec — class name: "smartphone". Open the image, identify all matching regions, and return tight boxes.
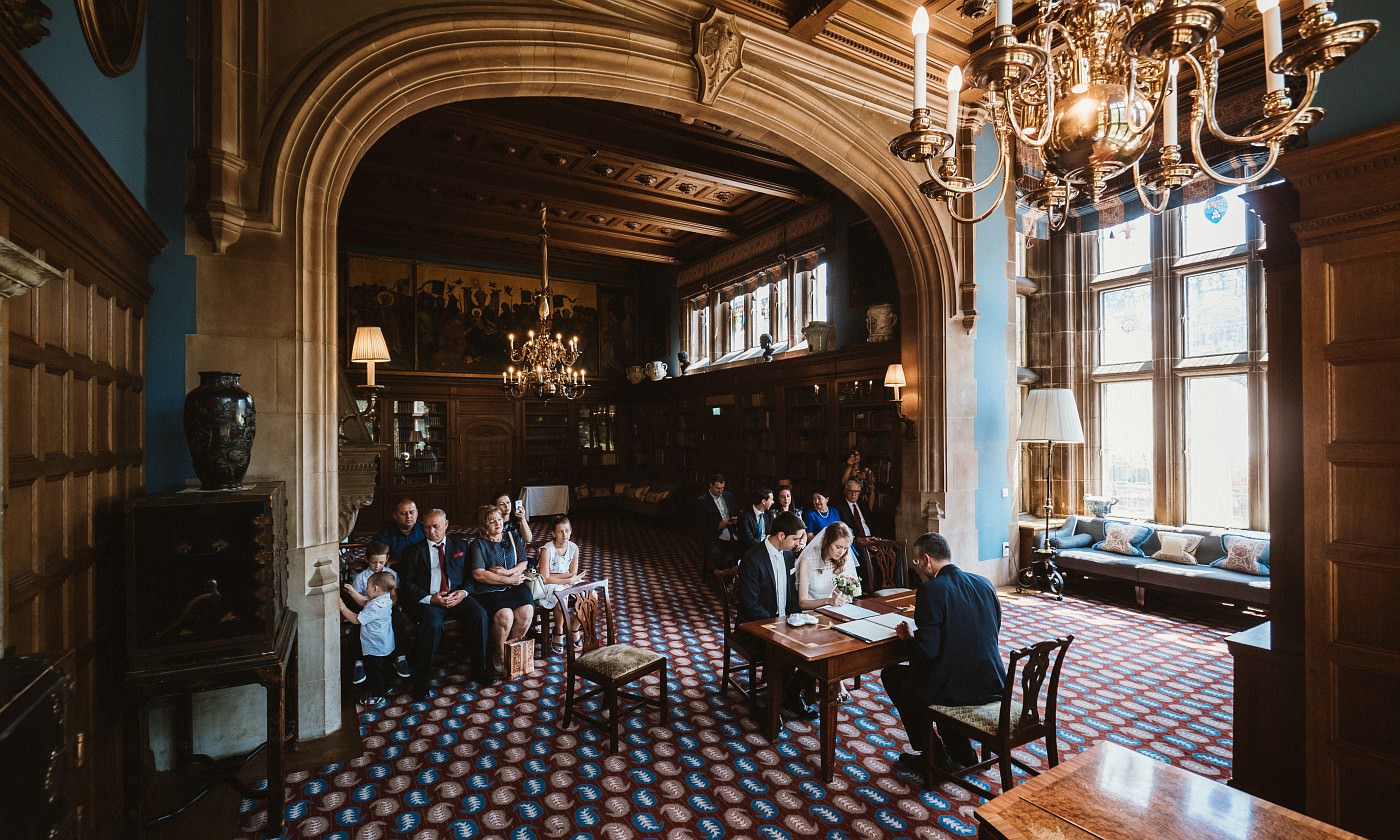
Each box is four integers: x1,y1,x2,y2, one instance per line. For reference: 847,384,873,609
514,499,525,516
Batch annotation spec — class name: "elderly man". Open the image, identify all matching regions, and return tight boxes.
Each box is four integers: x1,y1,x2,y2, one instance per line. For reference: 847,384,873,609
374,497,426,561
884,531,1005,774
397,509,491,694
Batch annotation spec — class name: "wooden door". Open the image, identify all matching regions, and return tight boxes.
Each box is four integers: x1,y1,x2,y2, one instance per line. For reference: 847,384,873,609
453,404,514,521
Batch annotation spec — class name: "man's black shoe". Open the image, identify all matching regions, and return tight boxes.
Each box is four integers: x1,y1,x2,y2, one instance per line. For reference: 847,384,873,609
933,754,969,775
896,751,928,772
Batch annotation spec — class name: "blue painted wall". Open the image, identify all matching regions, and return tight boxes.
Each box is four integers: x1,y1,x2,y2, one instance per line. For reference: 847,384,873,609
1307,1,1399,144
21,2,197,494
971,126,1013,563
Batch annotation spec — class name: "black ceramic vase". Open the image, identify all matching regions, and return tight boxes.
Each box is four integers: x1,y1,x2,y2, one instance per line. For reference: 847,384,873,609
183,371,256,490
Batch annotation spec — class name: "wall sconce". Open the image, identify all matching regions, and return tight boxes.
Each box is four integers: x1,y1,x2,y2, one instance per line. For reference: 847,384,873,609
884,363,916,441
350,326,391,435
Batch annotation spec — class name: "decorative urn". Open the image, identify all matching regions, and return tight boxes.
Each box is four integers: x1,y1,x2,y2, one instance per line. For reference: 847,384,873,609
183,371,256,490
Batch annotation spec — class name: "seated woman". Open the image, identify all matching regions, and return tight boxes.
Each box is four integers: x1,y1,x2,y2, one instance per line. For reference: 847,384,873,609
795,521,861,702
536,514,584,652
803,488,841,537
469,505,534,678
773,486,803,519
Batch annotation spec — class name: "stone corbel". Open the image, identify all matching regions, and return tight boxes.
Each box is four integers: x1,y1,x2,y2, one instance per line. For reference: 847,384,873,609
0,233,61,298
0,0,52,50
189,148,250,254
693,8,744,106
922,492,946,530
337,442,388,541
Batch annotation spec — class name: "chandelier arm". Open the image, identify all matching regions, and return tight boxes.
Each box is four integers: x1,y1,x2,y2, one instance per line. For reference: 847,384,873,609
1131,161,1173,216
1189,129,1282,186
946,164,1013,224
1125,59,1172,138
922,140,1008,196
1186,55,1322,146
1005,20,1071,148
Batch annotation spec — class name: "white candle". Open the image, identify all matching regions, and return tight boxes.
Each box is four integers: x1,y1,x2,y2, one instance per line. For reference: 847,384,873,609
945,65,963,139
912,8,929,111
997,0,1012,28
365,361,376,388
1257,0,1284,94
1163,61,1178,146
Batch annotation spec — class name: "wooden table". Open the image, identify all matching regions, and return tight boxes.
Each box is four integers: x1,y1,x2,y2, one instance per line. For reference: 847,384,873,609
739,591,916,782
976,742,1364,840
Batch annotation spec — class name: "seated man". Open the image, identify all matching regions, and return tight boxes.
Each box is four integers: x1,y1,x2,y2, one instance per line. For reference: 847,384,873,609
694,473,738,568
735,511,817,720
734,487,774,558
397,509,491,694
375,497,426,561
883,532,1006,774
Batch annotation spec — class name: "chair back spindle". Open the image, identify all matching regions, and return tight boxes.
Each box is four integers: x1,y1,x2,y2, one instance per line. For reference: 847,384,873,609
1002,635,1073,737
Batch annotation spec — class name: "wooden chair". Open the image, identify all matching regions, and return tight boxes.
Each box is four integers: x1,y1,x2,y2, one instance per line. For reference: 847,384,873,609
559,580,668,752
713,566,765,708
864,537,912,596
924,634,1074,796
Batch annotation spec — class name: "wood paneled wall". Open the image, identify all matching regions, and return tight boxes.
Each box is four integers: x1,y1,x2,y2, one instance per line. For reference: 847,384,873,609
1,45,162,835
1279,120,1400,837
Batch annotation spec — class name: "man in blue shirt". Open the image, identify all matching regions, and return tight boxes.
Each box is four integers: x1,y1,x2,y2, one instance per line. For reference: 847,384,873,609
374,497,426,560
884,531,1006,774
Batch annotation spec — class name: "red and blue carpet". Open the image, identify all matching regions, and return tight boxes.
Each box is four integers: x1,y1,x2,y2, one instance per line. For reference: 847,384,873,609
235,516,1240,839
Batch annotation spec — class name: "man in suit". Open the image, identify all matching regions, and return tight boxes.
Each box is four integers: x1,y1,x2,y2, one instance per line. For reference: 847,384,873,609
735,511,817,719
695,473,739,568
883,531,1006,775
734,487,774,558
397,508,491,694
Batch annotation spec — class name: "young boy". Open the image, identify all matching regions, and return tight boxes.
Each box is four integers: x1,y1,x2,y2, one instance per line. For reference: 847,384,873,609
338,570,397,708
343,542,411,684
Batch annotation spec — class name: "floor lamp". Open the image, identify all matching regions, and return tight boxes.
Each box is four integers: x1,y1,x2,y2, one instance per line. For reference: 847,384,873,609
1016,388,1085,600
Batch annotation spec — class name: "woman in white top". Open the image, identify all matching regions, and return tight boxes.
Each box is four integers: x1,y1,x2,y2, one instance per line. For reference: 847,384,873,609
536,515,583,652
796,522,861,608
795,521,861,701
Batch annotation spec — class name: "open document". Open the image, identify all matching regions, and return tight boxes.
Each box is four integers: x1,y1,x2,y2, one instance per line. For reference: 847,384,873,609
833,616,900,642
825,603,879,621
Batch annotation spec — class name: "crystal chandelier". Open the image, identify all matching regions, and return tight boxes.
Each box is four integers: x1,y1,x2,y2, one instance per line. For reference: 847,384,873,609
502,205,587,402
890,0,1379,228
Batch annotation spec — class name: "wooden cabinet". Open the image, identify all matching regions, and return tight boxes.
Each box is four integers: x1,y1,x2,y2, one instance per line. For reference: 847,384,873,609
837,376,901,527
782,382,833,492
390,399,448,487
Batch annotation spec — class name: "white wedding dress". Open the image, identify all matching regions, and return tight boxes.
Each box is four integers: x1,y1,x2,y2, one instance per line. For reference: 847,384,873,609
796,525,862,602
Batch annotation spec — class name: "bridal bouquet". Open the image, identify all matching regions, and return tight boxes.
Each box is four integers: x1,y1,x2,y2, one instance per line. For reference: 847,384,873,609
834,575,862,599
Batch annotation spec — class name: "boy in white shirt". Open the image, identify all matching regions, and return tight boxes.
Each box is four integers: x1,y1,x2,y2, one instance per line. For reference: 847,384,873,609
338,571,397,708
343,542,411,684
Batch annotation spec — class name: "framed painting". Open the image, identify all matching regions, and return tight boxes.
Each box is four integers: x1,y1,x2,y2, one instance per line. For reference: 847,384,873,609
596,286,637,380
345,254,414,370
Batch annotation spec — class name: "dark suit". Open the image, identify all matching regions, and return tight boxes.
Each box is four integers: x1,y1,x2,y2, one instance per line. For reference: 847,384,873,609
398,537,490,686
836,499,873,539
695,490,738,567
735,539,813,709
882,564,1006,763
734,507,772,559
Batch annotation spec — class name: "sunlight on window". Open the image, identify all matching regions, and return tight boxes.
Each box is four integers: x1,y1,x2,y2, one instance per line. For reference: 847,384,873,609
1100,380,1154,518
809,263,828,323
1183,186,1247,256
1184,267,1248,357
1185,375,1250,527
753,284,771,346
729,293,746,352
1099,283,1153,365
1098,215,1151,274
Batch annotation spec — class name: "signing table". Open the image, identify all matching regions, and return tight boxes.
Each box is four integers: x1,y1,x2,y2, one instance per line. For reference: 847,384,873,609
739,591,916,782
976,742,1363,840
521,484,570,517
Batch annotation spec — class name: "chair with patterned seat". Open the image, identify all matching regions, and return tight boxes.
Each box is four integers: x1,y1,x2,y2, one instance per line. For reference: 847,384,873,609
713,566,765,709
924,634,1074,796
559,579,668,752
864,537,912,596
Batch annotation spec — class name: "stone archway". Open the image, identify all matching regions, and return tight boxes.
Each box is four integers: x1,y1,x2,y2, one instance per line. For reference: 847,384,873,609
189,2,969,742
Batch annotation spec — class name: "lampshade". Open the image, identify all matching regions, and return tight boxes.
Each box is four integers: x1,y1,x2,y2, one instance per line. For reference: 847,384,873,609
1016,388,1084,444
883,363,907,389
350,326,391,363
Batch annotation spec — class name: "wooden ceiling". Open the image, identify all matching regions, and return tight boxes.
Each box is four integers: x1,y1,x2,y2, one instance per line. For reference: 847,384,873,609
338,1,1281,282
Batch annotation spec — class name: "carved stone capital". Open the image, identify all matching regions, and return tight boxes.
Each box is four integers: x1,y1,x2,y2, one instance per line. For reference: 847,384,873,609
337,442,387,541
693,8,744,106
0,0,52,50
922,492,946,529
0,234,61,298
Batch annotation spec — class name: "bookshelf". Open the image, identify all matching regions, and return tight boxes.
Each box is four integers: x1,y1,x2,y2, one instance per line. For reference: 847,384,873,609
782,382,832,493
522,401,570,482
391,399,448,486
742,391,776,486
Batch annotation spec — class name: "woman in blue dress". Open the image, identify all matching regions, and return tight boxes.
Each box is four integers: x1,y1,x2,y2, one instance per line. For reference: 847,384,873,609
803,487,841,536
470,505,534,678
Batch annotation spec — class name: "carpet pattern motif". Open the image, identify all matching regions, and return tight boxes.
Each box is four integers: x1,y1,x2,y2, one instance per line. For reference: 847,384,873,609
235,517,1237,839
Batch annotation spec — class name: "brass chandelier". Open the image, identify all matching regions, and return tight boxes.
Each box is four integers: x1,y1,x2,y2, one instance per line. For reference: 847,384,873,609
890,0,1379,228
502,205,587,402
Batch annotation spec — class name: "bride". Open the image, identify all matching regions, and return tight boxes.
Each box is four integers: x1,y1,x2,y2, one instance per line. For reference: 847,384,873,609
796,522,862,610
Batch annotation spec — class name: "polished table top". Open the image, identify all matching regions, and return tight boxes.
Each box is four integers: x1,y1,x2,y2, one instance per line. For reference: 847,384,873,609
976,742,1364,840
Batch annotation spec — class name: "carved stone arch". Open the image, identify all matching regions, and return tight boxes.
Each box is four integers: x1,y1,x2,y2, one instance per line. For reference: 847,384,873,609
190,2,969,740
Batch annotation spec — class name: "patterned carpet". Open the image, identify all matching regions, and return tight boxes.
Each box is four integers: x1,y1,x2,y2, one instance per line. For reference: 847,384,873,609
235,516,1240,839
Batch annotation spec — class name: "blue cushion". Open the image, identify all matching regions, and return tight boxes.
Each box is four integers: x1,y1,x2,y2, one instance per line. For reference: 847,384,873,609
1092,520,1154,556
1050,533,1093,549
1211,533,1271,576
